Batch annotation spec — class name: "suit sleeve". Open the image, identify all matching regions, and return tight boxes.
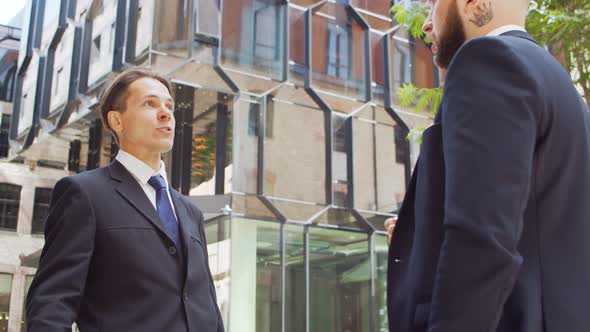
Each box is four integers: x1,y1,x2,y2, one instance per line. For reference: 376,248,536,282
427,37,539,331
195,207,226,332
26,177,96,332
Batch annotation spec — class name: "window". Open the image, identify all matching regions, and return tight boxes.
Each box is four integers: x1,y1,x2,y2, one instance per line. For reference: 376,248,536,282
0,183,21,231
54,67,63,96
327,22,351,80
253,1,280,65
31,188,52,235
0,273,13,331
0,114,10,158
20,275,34,332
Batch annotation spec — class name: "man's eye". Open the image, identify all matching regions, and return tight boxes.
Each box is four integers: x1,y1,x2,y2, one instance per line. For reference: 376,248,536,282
145,101,154,107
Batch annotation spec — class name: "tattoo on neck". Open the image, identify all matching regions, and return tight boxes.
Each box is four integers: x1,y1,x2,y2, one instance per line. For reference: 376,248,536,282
470,1,494,27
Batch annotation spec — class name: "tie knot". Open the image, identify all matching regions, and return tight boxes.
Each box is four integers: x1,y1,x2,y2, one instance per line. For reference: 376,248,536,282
148,175,167,191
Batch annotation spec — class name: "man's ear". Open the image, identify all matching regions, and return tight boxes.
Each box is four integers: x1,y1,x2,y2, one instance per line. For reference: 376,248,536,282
108,111,123,133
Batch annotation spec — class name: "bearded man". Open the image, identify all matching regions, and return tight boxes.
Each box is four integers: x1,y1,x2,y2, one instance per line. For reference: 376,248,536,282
385,1,590,331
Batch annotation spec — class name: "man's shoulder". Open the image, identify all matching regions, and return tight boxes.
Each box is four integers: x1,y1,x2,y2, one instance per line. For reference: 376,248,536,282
56,165,112,191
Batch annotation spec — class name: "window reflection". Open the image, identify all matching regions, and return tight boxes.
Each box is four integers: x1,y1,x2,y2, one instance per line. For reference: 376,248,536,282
20,275,34,332
221,0,286,82
374,235,389,332
263,86,326,204
152,0,190,57
233,96,261,194
309,227,370,332
284,224,305,332
0,273,13,332
0,183,22,231
189,89,234,196
352,106,408,214
227,218,282,332
311,2,367,101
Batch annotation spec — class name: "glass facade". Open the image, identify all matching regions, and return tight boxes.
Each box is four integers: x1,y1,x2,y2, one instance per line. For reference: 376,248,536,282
8,0,438,331
0,273,12,332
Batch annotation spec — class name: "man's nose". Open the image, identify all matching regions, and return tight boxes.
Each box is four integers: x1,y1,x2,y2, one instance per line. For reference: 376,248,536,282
158,108,172,121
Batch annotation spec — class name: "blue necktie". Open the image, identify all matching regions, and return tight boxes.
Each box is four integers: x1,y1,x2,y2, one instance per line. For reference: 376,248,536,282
148,175,180,246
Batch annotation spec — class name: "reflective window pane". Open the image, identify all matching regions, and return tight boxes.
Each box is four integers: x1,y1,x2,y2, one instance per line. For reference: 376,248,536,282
88,0,117,85
228,218,282,332
288,5,306,85
18,56,39,135
359,211,395,233
21,275,34,332
205,216,231,326
266,198,326,222
263,86,326,204
0,183,21,231
352,105,408,214
311,208,367,230
232,96,261,194
232,194,280,221
332,113,349,207
152,0,191,57
374,235,389,332
351,0,394,32
284,224,305,332
371,31,387,105
311,2,367,101
192,0,220,65
309,227,370,332
32,188,52,234
0,273,13,331
188,89,234,196
221,0,286,92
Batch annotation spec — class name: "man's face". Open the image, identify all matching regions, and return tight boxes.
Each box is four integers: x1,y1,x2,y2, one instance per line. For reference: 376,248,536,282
112,77,175,156
423,0,467,69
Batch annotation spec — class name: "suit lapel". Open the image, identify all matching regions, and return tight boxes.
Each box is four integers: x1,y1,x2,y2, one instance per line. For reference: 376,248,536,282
107,161,175,244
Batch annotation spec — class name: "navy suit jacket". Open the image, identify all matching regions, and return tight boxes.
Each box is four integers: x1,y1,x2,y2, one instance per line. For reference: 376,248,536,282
387,31,590,332
26,160,224,332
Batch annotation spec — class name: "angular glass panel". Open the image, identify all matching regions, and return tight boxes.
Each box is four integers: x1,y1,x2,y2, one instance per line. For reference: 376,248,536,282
332,113,350,207
232,194,279,221
359,211,396,232
316,90,366,114
352,105,408,214
390,30,437,110
0,273,13,332
188,89,234,196
152,0,191,57
221,0,286,93
311,207,367,230
88,0,117,86
311,2,367,101
371,31,387,106
18,56,39,135
194,0,220,37
42,0,63,44
351,0,394,32
149,52,189,77
374,234,389,332
288,4,306,86
266,197,326,222
227,218,282,332
204,216,231,326
51,25,75,112
309,227,370,332
232,96,261,194
263,86,326,204
20,275,34,332
284,224,305,332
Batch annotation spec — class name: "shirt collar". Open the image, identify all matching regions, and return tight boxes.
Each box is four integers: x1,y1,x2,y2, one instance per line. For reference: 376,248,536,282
486,25,527,37
115,150,169,187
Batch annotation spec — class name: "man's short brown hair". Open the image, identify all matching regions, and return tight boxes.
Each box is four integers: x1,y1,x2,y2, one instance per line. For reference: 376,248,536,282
99,67,172,144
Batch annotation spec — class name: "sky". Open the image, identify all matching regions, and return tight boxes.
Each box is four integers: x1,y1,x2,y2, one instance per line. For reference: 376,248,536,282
0,0,26,27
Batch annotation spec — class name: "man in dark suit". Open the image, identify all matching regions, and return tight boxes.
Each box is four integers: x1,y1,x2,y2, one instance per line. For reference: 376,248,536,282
386,0,590,331
26,68,224,331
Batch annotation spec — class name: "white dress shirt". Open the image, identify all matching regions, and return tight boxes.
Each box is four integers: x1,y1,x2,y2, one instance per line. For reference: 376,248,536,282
486,25,527,37
115,150,178,221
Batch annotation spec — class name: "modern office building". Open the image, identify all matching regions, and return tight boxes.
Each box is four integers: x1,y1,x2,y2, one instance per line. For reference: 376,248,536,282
5,0,438,331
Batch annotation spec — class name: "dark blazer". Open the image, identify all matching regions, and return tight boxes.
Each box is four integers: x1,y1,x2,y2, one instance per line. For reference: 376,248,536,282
387,31,590,332
26,160,224,332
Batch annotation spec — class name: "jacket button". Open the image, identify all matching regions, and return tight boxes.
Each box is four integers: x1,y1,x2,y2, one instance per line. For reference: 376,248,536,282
183,292,189,301
168,246,177,255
